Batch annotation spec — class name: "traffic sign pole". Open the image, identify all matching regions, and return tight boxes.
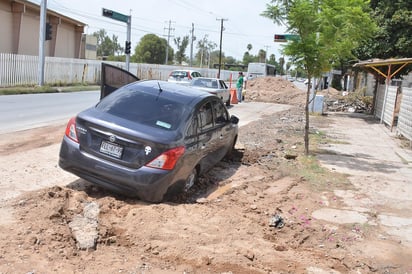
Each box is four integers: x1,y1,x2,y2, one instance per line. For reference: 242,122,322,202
102,8,131,71
126,15,131,72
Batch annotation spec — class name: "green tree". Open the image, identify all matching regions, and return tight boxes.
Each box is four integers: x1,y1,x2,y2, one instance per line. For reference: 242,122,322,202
243,44,255,65
210,50,224,69
278,56,285,75
354,0,412,75
196,35,217,68
133,34,173,64
111,35,123,56
262,0,376,154
174,36,189,65
93,29,122,57
258,49,267,63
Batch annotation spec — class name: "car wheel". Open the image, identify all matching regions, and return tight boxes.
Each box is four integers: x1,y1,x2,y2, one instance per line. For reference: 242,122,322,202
184,168,198,192
164,167,198,201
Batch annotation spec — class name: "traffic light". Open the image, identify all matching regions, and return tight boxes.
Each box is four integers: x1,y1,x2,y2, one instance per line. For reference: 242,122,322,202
45,23,52,41
125,41,131,54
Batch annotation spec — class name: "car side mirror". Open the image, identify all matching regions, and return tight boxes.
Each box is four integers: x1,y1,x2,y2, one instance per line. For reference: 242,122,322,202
230,115,239,125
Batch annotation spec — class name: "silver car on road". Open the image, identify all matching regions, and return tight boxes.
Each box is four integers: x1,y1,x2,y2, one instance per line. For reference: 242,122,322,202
190,77,231,106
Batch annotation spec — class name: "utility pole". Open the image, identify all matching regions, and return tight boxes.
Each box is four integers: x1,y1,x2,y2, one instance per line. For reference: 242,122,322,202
38,0,47,86
190,23,195,67
216,18,228,79
164,20,175,65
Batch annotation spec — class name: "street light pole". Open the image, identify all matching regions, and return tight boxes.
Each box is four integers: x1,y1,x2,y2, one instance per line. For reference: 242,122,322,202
38,0,47,86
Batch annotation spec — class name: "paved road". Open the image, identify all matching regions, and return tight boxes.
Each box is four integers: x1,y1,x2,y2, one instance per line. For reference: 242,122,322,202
0,91,290,134
0,91,100,133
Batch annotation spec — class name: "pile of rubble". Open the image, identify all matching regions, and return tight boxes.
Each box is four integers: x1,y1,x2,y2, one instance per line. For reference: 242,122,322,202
245,77,373,113
325,97,373,113
319,89,373,113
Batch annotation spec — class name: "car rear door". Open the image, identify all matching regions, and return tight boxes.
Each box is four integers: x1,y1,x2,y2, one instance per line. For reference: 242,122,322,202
195,100,221,171
195,98,234,171
210,98,234,159
100,63,139,99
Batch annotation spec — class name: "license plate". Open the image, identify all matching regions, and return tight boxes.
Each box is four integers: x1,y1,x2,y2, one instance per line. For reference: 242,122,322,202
100,141,123,159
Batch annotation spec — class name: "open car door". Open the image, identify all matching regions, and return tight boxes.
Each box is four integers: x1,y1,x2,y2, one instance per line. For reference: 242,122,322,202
100,63,140,99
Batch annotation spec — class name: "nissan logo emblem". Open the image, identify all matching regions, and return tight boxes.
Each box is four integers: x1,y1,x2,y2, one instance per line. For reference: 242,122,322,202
109,135,116,142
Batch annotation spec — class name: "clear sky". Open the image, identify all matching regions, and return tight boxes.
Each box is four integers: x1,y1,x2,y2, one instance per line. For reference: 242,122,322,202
30,0,288,61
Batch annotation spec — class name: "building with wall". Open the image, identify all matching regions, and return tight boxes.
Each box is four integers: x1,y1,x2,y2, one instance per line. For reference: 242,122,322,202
0,0,86,58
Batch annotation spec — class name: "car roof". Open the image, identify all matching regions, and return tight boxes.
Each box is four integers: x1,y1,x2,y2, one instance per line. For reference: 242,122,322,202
124,80,214,105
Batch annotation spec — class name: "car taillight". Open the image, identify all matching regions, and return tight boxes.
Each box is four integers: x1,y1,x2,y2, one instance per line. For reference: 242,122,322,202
146,146,185,170
65,117,79,143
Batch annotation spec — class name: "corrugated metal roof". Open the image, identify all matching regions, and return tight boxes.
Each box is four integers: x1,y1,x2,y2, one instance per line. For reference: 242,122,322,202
354,58,412,67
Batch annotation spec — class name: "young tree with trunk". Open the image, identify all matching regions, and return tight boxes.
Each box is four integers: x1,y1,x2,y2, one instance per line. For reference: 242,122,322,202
262,0,376,155
174,36,189,65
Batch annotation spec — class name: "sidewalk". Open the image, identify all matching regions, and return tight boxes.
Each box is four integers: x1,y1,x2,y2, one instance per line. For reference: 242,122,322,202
313,112,412,267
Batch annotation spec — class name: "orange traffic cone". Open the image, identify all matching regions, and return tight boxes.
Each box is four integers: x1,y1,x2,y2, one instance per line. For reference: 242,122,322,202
230,88,238,104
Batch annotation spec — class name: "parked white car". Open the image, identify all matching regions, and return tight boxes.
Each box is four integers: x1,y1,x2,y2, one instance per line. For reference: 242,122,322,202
167,70,202,85
189,77,231,106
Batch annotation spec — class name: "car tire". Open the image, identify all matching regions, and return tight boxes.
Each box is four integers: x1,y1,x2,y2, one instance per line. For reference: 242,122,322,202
165,166,198,198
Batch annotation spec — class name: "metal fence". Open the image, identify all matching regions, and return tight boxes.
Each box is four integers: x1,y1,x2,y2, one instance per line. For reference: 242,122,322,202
0,53,237,87
374,85,398,126
398,87,412,141
374,83,412,142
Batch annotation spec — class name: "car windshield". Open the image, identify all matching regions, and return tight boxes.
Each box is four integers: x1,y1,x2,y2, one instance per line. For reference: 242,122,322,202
192,78,217,88
96,86,185,130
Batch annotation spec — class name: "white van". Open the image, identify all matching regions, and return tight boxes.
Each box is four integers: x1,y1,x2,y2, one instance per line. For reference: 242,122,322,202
246,62,276,80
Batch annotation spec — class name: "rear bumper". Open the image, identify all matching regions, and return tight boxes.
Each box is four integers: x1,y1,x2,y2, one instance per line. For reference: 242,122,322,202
58,136,185,202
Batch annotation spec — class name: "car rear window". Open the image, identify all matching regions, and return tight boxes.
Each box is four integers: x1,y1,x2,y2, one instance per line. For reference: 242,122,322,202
96,86,185,130
170,71,188,78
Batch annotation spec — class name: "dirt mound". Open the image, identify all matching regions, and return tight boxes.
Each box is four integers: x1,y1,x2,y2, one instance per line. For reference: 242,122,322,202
245,77,306,106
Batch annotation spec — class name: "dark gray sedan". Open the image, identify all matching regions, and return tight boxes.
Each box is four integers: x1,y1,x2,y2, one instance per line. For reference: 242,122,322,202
59,68,238,202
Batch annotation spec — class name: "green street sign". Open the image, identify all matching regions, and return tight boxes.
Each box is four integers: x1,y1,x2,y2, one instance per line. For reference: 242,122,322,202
102,8,129,23
274,34,300,42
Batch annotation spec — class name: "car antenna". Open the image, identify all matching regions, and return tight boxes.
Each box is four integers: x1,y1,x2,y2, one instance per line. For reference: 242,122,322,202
157,82,163,92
